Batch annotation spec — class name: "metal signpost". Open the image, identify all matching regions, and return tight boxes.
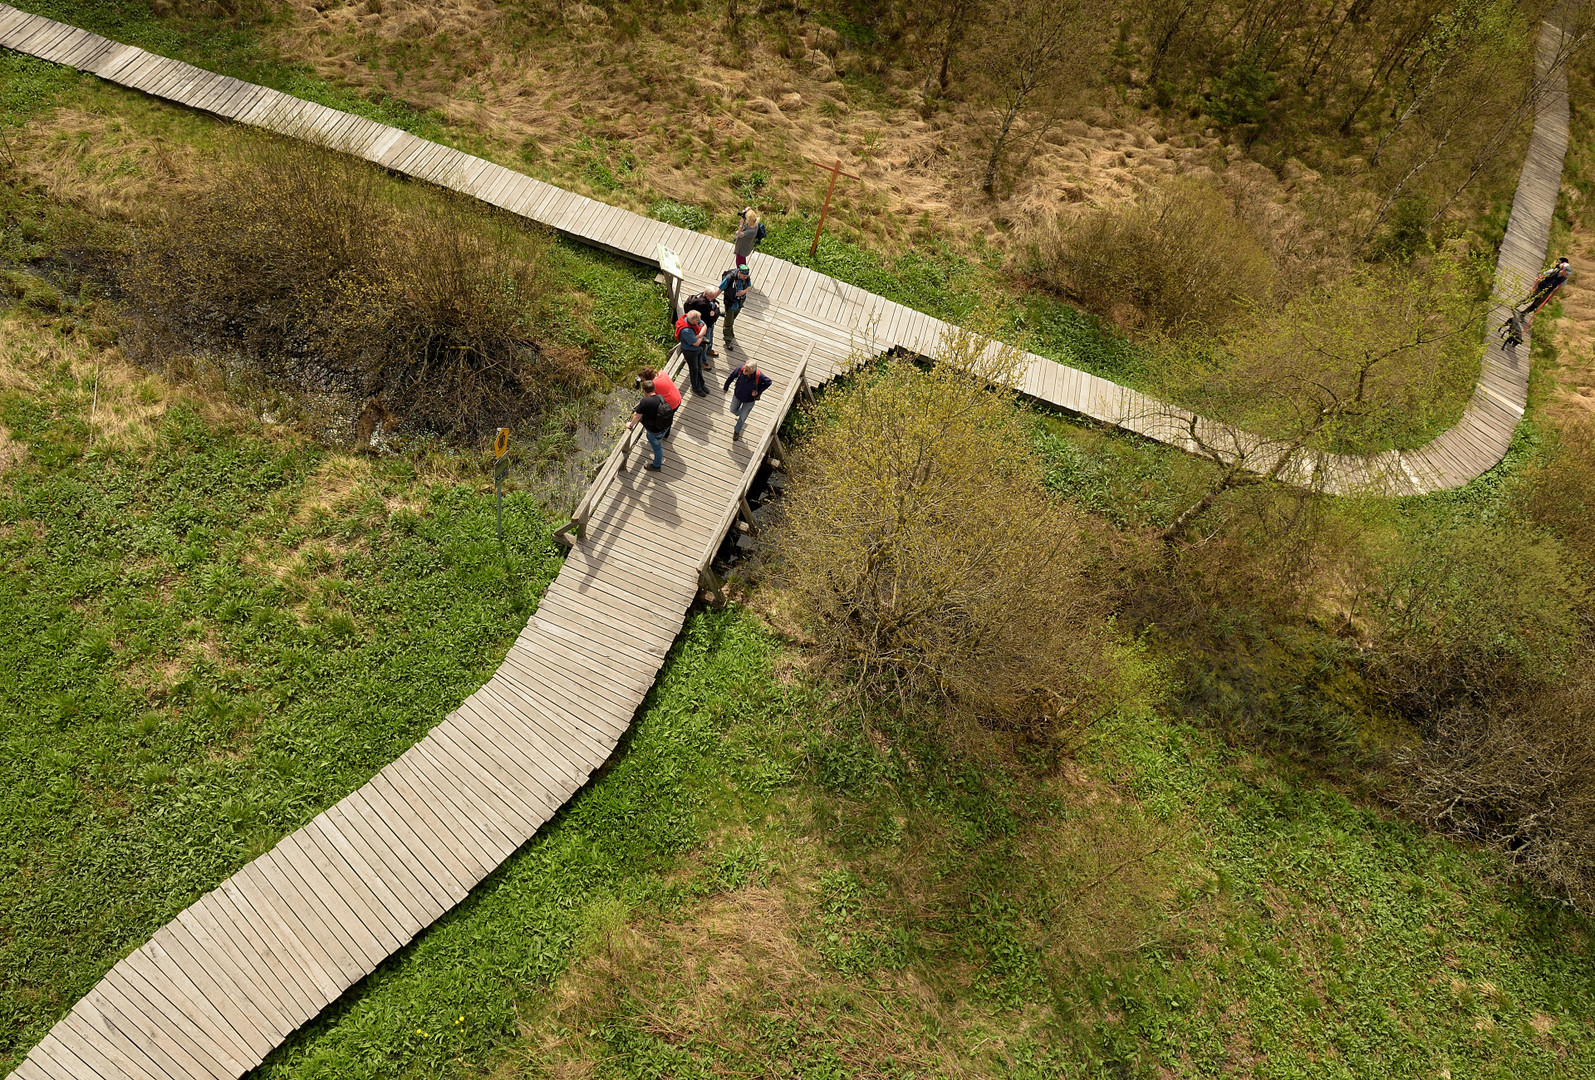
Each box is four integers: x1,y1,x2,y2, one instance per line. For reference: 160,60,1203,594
493,427,510,542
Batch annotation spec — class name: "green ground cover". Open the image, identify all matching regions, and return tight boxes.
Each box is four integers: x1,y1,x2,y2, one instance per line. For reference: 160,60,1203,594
0,324,567,1068
2,9,1584,1077
5,310,1589,1075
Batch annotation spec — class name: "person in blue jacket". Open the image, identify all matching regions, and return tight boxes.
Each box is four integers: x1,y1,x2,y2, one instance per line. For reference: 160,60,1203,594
719,265,751,344
676,310,710,395
722,360,772,441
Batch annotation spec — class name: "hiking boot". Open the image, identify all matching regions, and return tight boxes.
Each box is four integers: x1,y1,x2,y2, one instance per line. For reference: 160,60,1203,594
731,428,743,441
644,463,662,471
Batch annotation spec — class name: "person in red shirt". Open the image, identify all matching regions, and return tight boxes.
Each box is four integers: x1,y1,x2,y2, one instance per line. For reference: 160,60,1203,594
636,367,680,438
636,367,681,411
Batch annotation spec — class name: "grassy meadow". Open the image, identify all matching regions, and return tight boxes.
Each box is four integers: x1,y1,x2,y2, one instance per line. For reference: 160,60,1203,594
2,4,1594,1078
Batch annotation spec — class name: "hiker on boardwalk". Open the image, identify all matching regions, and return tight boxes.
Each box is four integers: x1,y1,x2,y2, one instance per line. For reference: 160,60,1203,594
723,360,773,441
1523,257,1571,316
720,265,751,344
676,309,711,395
683,287,723,360
628,380,672,471
1502,257,1572,347
636,366,680,435
733,207,766,268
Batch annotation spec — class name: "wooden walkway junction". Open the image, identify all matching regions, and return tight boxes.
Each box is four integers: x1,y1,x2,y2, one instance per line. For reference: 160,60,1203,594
0,6,1570,1079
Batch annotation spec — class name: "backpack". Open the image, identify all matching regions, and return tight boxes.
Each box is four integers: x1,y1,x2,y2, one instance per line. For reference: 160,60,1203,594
755,221,767,244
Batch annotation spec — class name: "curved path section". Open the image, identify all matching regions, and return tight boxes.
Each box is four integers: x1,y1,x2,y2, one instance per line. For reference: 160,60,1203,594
0,7,1569,1079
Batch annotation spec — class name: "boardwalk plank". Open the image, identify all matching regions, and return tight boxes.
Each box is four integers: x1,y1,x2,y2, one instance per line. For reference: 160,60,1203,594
91,972,232,1080
320,801,447,925
208,883,325,1017
81,986,219,1080
349,779,472,907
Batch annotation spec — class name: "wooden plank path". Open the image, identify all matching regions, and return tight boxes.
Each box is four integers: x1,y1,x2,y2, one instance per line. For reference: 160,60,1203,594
0,7,1570,1078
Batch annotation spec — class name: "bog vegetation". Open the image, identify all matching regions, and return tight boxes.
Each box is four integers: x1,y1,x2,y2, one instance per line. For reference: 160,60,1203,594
773,330,1115,761
123,134,592,439
7,1,1595,1076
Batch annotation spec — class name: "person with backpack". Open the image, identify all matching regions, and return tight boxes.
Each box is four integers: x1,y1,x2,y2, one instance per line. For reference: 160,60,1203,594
1524,257,1571,316
635,366,680,436
719,265,751,344
722,360,772,441
627,379,672,471
733,208,766,268
682,287,722,360
675,309,710,395
1501,257,1572,347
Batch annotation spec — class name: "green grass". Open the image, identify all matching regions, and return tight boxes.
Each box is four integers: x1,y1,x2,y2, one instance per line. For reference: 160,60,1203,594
756,213,1150,386
0,334,565,1071
7,330,1591,1074
179,601,1595,1079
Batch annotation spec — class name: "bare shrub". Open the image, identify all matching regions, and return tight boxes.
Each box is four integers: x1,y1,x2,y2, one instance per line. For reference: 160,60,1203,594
772,327,1114,757
1398,664,1595,914
122,134,588,439
1029,179,1274,333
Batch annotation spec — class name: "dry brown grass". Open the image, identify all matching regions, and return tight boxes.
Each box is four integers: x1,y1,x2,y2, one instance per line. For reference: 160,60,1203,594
0,312,221,453
263,0,1320,254
19,109,205,219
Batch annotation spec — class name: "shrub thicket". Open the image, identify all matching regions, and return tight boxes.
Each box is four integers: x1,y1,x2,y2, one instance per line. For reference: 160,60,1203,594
1029,180,1274,333
773,328,1114,758
123,135,588,439
1398,665,1595,913
1365,524,1584,721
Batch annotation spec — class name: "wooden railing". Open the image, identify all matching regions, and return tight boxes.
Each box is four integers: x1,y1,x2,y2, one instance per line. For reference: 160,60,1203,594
695,344,814,591
554,347,688,545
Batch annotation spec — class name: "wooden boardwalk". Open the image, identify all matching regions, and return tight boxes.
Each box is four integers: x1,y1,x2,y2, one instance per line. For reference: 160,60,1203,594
0,6,1569,1079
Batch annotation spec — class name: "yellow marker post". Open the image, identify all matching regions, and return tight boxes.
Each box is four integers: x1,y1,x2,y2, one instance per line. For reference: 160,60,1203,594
493,427,511,542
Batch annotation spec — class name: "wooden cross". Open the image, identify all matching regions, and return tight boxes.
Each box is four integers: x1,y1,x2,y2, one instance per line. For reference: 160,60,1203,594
808,157,859,257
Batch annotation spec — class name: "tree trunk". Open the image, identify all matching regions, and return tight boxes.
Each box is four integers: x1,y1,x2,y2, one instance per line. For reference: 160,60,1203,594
1159,465,1250,544
982,102,1023,196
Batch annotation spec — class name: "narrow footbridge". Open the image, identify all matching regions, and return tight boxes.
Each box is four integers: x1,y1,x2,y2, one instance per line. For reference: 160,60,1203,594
0,6,1569,1079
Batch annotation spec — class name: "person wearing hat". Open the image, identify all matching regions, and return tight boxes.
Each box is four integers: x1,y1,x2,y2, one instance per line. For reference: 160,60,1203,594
719,264,751,344
675,309,711,395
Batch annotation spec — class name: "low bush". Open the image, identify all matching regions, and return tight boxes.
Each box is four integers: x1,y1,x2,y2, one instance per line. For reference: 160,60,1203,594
1364,523,1584,721
1523,410,1595,567
122,134,590,439
772,328,1115,759
1399,662,1595,914
1027,179,1274,333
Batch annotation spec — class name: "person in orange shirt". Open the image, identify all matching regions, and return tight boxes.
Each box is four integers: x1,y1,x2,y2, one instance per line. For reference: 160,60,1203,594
636,367,681,436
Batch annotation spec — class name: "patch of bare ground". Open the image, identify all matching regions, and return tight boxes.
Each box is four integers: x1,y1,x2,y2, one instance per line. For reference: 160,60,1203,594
266,1,1326,259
